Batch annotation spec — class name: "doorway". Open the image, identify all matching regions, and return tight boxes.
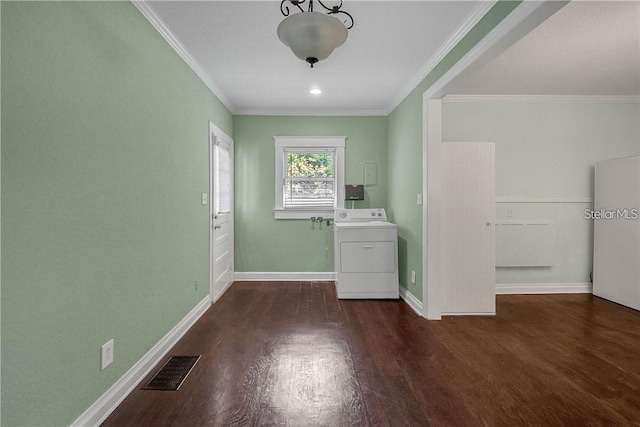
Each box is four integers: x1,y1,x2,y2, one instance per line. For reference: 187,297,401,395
209,122,234,302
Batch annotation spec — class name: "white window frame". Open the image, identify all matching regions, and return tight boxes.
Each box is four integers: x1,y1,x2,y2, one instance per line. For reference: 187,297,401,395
274,136,345,219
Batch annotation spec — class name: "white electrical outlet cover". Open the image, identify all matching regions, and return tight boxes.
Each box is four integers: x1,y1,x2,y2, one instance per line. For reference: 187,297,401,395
101,339,114,370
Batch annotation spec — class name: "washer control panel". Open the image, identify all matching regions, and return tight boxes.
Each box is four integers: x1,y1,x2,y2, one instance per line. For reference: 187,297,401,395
334,208,387,222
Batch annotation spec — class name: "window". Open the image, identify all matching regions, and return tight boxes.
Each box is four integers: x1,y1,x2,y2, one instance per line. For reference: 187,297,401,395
214,143,231,214
284,150,335,208
274,136,345,219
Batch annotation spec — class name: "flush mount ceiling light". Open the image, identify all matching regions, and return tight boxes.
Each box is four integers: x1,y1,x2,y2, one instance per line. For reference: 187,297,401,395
277,0,354,68
310,88,322,95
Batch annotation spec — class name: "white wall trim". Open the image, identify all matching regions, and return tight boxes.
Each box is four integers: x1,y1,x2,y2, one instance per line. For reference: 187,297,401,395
442,312,495,316
496,283,593,295
424,99,443,320
386,1,498,114
399,287,424,317
130,0,234,113
234,272,336,281
443,95,640,104
71,296,212,427
496,196,594,204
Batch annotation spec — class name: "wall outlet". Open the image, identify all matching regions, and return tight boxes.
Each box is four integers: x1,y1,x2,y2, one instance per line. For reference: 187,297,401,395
507,208,513,218
101,339,114,370
411,270,416,284
416,194,423,205
201,193,208,205
195,280,199,291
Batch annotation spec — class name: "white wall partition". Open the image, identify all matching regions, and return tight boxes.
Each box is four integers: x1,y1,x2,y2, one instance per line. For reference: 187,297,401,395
441,142,496,315
593,156,640,311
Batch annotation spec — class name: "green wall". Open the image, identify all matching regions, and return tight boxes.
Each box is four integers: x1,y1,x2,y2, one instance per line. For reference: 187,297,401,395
233,115,387,272
1,2,231,425
0,0,543,424
387,1,521,301
442,100,640,284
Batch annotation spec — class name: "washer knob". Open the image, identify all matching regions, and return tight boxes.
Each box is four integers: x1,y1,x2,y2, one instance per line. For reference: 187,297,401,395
339,211,348,219
371,212,376,216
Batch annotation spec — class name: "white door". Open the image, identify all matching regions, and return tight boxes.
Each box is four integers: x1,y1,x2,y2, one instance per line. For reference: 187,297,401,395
441,142,495,315
593,156,640,310
210,122,234,302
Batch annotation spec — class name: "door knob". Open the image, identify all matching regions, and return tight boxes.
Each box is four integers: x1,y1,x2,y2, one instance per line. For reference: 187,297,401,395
214,225,221,230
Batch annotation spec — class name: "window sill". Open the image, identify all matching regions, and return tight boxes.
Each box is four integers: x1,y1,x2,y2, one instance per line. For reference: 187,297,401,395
274,208,336,220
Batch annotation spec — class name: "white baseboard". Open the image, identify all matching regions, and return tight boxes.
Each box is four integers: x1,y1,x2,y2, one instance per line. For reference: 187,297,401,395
442,312,496,316
71,295,212,427
399,287,424,316
233,272,335,281
496,282,593,295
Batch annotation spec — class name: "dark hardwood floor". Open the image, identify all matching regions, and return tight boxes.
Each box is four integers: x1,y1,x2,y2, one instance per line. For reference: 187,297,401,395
103,282,640,427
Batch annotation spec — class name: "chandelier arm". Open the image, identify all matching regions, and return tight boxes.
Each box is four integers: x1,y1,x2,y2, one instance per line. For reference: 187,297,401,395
280,0,305,17
328,9,354,29
315,0,337,12
315,0,353,29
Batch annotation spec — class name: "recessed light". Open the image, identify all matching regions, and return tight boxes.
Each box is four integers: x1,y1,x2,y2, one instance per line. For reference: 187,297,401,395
310,88,322,95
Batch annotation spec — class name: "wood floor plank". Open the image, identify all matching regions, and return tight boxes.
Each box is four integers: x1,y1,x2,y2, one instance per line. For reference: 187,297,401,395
103,284,640,427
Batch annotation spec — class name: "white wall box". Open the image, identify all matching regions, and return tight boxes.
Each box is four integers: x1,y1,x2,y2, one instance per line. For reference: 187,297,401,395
495,221,555,267
593,156,640,311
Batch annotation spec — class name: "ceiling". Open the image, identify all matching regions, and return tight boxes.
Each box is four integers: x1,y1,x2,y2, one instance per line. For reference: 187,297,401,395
142,0,485,115
445,0,640,96
141,1,640,115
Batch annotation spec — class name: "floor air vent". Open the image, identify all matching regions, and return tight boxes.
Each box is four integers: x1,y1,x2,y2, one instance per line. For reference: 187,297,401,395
142,355,200,391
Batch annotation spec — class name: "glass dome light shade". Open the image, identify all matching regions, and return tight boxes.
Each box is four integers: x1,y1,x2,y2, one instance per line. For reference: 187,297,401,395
277,12,348,65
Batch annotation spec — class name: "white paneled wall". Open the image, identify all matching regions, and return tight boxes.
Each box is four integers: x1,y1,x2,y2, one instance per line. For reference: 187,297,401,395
441,142,496,314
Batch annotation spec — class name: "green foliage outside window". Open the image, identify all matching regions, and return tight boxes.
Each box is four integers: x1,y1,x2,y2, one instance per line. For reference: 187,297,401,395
285,152,335,205
287,152,334,178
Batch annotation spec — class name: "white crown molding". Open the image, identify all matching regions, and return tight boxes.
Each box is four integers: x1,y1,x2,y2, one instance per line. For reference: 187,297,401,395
131,0,235,113
399,287,423,317
386,0,498,114
443,95,640,103
496,196,594,204
234,272,336,281
235,109,388,117
496,283,593,295
71,295,211,427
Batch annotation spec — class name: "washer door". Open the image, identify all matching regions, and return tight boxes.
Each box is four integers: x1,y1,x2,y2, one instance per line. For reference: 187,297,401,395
340,241,396,273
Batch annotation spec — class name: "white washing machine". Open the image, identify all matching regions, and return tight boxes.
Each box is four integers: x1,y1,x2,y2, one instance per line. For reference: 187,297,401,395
333,208,399,299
